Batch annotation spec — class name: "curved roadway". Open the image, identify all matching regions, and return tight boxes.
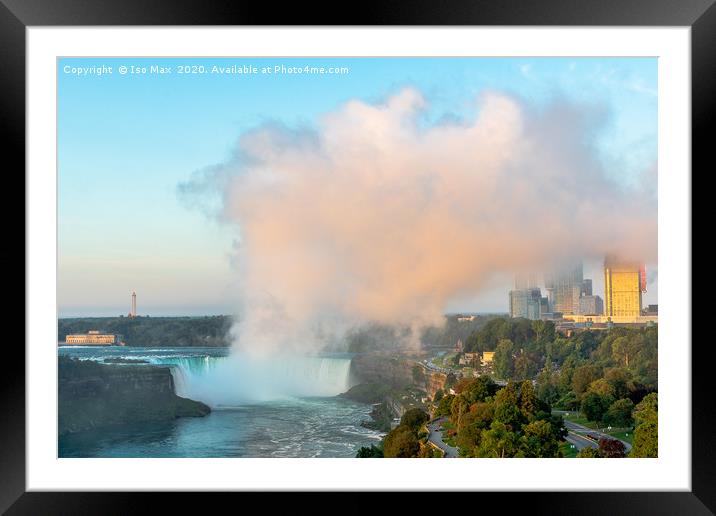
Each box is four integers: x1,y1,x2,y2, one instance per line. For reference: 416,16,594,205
426,417,459,458
554,411,632,453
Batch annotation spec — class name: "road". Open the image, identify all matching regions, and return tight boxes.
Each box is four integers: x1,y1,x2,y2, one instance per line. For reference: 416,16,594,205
426,417,459,458
564,429,599,451
554,411,632,453
418,359,451,375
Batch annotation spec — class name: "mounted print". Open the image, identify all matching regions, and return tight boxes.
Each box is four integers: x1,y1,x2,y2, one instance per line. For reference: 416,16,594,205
56,55,659,460
9,18,698,502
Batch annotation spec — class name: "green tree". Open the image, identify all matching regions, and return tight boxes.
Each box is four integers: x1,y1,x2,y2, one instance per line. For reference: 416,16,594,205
535,365,560,405
519,419,560,457
518,380,540,419
470,401,495,429
571,365,600,398
538,412,568,441
532,319,556,343
604,398,634,428
494,339,515,379
450,394,470,427
493,383,523,430
400,408,429,431
604,368,632,400
383,426,419,458
572,331,598,358
555,390,579,411
633,392,658,425
514,351,539,381
558,365,574,394
434,394,455,417
456,410,483,456
587,378,616,399
577,446,600,458
580,392,611,423
464,317,510,352
475,421,520,458
611,336,636,368
356,444,383,457
458,376,496,404
455,400,496,457
630,392,657,457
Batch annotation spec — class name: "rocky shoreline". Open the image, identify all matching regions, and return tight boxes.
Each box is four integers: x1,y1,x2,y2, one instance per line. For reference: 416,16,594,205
343,352,448,434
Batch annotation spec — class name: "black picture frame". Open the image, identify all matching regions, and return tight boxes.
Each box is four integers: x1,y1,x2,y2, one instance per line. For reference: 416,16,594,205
3,0,710,513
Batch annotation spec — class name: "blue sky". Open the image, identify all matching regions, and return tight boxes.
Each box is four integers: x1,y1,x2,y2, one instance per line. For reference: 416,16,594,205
58,57,657,317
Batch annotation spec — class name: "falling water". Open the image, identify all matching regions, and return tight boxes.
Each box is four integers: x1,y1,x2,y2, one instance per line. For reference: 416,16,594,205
158,353,354,406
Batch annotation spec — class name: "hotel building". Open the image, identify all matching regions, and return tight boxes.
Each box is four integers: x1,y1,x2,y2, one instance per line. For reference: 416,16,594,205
604,256,645,318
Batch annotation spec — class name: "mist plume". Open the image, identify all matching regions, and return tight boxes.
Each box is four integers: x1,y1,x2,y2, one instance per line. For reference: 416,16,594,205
179,88,657,354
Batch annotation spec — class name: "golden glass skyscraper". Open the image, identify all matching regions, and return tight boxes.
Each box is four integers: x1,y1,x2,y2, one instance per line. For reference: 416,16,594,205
604,256,643,318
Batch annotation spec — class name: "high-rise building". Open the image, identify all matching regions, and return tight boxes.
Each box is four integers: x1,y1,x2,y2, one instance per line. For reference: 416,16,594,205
509,288,542,320
550,261,584,315
540,296,550,315
514,272,540,290
131,291,137,318
644,304,658,315
582,279,593,297
604,256,645,318
579,295,604,316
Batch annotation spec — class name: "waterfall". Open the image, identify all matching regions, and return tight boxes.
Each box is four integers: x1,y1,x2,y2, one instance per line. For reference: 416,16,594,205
156,353,354,407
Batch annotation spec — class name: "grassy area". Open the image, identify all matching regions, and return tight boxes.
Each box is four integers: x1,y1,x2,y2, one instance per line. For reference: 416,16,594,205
561,412,600,430
605,430,634,445
560,441,578,458
560,413,634,445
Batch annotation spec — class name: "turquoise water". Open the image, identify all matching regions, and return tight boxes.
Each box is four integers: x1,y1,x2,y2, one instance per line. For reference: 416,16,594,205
58,346,383,457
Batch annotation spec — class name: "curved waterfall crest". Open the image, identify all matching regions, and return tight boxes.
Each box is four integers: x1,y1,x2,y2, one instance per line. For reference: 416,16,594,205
156,353,354,406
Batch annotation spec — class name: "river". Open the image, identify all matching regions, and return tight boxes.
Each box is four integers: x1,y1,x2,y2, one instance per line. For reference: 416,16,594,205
58,346,383,457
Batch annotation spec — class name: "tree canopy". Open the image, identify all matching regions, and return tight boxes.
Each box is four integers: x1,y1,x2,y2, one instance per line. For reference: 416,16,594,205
630,393,658,458
59,316,232,347
443,379,565,458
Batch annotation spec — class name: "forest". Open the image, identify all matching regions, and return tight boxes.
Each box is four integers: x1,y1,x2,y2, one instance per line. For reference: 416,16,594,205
358,319,658,458
58,315,233,347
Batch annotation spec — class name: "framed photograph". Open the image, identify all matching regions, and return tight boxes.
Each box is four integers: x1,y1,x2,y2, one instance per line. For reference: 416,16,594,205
5,0,710,512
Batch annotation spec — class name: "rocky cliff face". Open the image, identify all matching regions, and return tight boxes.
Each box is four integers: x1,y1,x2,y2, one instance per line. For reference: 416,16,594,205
425,371,448,399
59,357,210,435
348,352,438,423
349,352,415,389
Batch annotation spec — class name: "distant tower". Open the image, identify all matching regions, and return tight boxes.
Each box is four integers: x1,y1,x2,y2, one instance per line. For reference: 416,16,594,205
131,291,137,318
